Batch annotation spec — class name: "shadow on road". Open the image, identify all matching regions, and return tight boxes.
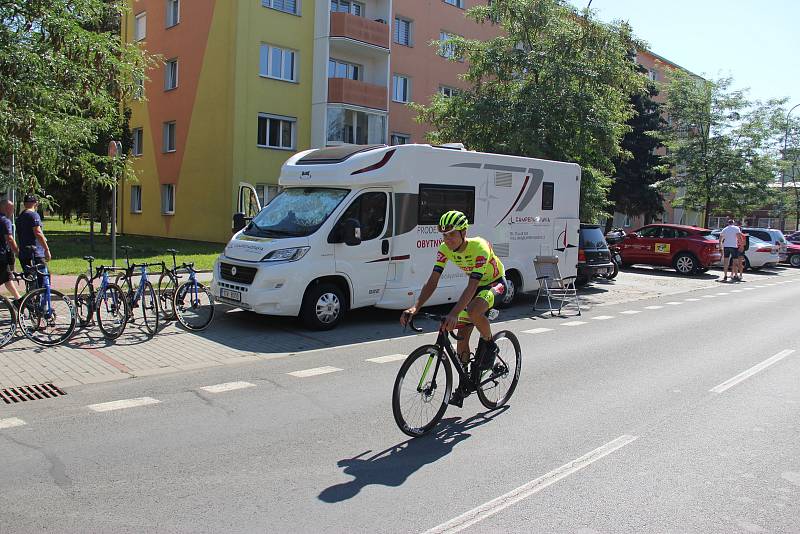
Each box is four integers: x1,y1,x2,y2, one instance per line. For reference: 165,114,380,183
318,407,509,503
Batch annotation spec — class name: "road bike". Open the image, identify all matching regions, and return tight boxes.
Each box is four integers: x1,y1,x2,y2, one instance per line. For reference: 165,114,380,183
392,311,521,437
158,249,214,331
114,246,160,336
0,292,15,348
15,260,76,346
73,256,130,340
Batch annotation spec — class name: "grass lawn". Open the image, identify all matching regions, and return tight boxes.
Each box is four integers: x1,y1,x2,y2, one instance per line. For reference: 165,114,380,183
42,218,225,275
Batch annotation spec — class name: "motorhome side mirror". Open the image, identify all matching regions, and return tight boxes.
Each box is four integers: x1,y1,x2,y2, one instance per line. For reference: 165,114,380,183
342,218,362,246
232,212,247,233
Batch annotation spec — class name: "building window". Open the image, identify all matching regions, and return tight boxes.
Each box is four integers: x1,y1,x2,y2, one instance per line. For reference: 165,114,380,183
326,107,386,145
331,0,363,15
166,0,180,27
161,184,175,215
134,12,146,41
165,58,178,90
391,133,410,146
130,185,142,213
623,215,632,227
648,69,658,81
392,74,411,103
259,44,297,82
132,128,144,156
328,58,361,80
257,114,296,150
439,85,460,98
418,184,475,225
162,121,176,153
439,31,460,60
134,76,144,99
542,182,554,210
444,0,464,7
394,17,412,46
262,0,298,16
255,184,282,207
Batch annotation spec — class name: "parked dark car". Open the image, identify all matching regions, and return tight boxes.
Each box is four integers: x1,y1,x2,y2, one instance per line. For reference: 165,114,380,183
576,224,615,286
784,230,800,244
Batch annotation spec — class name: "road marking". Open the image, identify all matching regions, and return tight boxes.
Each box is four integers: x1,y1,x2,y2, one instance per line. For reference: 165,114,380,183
619,310,641,315
710,350,796,394
644,305,663,310
730,289,743,293
742,287,755,291
366,354,407,364
701,295,716,298
0,417,26,430
523,327,554,334
560,321,586,327
87,397,161,413
716,292,729,295
287,366,343,378
423,435,639,534
666,301,682,305
684,298,700,302
752,285,765,288
199,381,255,394
592,315,614,320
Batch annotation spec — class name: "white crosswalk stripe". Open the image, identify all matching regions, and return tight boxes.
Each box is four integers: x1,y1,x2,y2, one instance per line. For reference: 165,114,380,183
88,397,161,413
560,321,587,327
523,327,554,334
200,382,255,394
366,354,407,364
592,316,614,320
288,366,343,378
620,310,641,315
0,417,26,430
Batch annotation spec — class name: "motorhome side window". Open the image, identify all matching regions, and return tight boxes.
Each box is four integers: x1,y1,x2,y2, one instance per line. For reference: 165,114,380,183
417,184,475,225
542,182,554,210
338,192,387,241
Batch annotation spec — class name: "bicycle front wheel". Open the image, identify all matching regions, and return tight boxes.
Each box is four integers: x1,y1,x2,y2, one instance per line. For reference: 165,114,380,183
0,295,16,348
73,274,93,327
139,281,159,336
17,289,76,347
96,283,129,340
157,271,178,321
392,345,452,437
477,330,522,410
174,281,214,331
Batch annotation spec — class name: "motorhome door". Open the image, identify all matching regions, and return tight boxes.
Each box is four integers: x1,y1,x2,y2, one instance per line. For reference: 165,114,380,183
553,218,580,276
332,189,391,307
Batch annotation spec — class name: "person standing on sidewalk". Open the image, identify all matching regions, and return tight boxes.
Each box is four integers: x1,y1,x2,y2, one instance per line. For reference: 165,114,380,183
733,227,748,282
718,218,742,282
16,194,51,287
0,200,22,301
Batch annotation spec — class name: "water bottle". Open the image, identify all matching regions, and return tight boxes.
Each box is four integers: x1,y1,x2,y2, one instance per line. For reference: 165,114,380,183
487,308,500,321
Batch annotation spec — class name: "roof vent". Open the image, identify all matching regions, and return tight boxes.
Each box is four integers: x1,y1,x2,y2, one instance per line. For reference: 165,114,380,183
435,143,466,150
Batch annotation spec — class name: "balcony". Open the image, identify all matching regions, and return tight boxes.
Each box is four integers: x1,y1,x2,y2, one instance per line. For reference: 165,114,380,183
330,12,390,50
328,77,387,111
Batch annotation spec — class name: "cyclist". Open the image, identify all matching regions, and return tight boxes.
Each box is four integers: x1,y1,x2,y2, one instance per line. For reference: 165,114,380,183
401,210,507,407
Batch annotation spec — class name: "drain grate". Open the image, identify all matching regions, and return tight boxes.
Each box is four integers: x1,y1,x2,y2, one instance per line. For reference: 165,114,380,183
1,383,67,404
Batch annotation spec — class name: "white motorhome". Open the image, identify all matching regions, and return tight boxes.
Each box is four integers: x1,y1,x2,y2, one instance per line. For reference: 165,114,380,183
212,144,581,329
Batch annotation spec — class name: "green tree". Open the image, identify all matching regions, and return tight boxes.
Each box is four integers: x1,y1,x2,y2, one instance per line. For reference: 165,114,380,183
414,0,646,220
608,81,670,228
0,0,152,200
659,69,786,228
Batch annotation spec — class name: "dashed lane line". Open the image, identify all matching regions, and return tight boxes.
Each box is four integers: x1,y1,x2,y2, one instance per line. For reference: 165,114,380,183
684,298,700,302
87,397,161,413
619,310,641,315
560,321,587,327
644,305,663,310
710,350,796,394
523,328,554,334
716,292,730,295
287,366,343,378
666,301,683,306
592,316,615,320
199,381,256,394
0,417,26,430
366,354,407,364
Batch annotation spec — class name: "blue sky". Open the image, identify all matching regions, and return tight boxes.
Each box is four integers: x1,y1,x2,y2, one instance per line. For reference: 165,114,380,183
576,0,799,108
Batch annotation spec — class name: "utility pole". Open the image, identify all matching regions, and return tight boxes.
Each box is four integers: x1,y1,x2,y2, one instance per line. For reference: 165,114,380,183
108,140,122,266
780,103,800,232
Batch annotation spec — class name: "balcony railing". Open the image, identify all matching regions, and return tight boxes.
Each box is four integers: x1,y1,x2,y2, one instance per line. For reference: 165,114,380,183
330,11,390,49
328,78,387,111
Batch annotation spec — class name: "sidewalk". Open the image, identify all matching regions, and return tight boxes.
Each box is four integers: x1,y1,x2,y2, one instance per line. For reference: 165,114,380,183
1,271,212,296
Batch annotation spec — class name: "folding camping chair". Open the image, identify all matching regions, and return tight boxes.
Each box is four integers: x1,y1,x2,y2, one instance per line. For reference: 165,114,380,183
533,255,581,316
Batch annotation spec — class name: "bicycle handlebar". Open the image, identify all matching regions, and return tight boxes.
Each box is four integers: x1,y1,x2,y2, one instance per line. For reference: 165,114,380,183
405,312,464,341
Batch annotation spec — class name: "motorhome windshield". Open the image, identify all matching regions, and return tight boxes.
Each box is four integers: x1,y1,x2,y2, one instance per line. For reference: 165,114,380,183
245,187,349,238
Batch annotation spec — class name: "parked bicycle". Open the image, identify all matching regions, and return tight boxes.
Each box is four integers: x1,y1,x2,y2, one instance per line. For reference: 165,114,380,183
392,311,521,437
0,290,15,348
15,259,77,347
158,249,214,331
114,246,161,336
73,256,130,340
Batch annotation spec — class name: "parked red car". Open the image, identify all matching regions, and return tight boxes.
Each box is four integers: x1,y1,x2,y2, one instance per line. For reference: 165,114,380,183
619,224,722,275
783,242,800,268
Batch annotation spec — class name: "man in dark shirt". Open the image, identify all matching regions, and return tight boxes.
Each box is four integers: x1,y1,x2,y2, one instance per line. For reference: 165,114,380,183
0,199,21,300
16,194,51,287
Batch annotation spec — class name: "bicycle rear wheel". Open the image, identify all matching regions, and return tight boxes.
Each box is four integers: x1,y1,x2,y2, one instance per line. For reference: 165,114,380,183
477,330,521,410
174,281,214,331
73,274,94,327
0,295,16,348
392,345,452,437
139,281,159,336
96,283,129,340
17,289,76,347
157,271,178,321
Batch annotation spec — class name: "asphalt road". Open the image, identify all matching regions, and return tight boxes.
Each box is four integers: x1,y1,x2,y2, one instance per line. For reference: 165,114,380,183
1,273,799,533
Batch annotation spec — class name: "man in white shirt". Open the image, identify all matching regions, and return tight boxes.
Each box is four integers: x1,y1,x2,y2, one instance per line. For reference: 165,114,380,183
718,219,742,282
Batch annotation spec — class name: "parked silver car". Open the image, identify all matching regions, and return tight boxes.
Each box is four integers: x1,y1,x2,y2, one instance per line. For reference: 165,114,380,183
710,231,780,270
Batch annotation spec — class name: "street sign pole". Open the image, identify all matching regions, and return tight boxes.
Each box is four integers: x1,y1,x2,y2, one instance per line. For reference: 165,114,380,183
108,140,122,267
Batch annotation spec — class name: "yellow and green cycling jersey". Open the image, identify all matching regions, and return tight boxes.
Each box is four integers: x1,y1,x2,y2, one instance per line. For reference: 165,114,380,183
432,237,505,285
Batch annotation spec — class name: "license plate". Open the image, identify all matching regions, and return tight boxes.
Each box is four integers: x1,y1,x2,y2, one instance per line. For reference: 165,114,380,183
220,288,241,302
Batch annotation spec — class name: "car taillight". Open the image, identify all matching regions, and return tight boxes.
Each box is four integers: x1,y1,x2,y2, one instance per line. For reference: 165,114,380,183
755,247,772,253
578,249,586,262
